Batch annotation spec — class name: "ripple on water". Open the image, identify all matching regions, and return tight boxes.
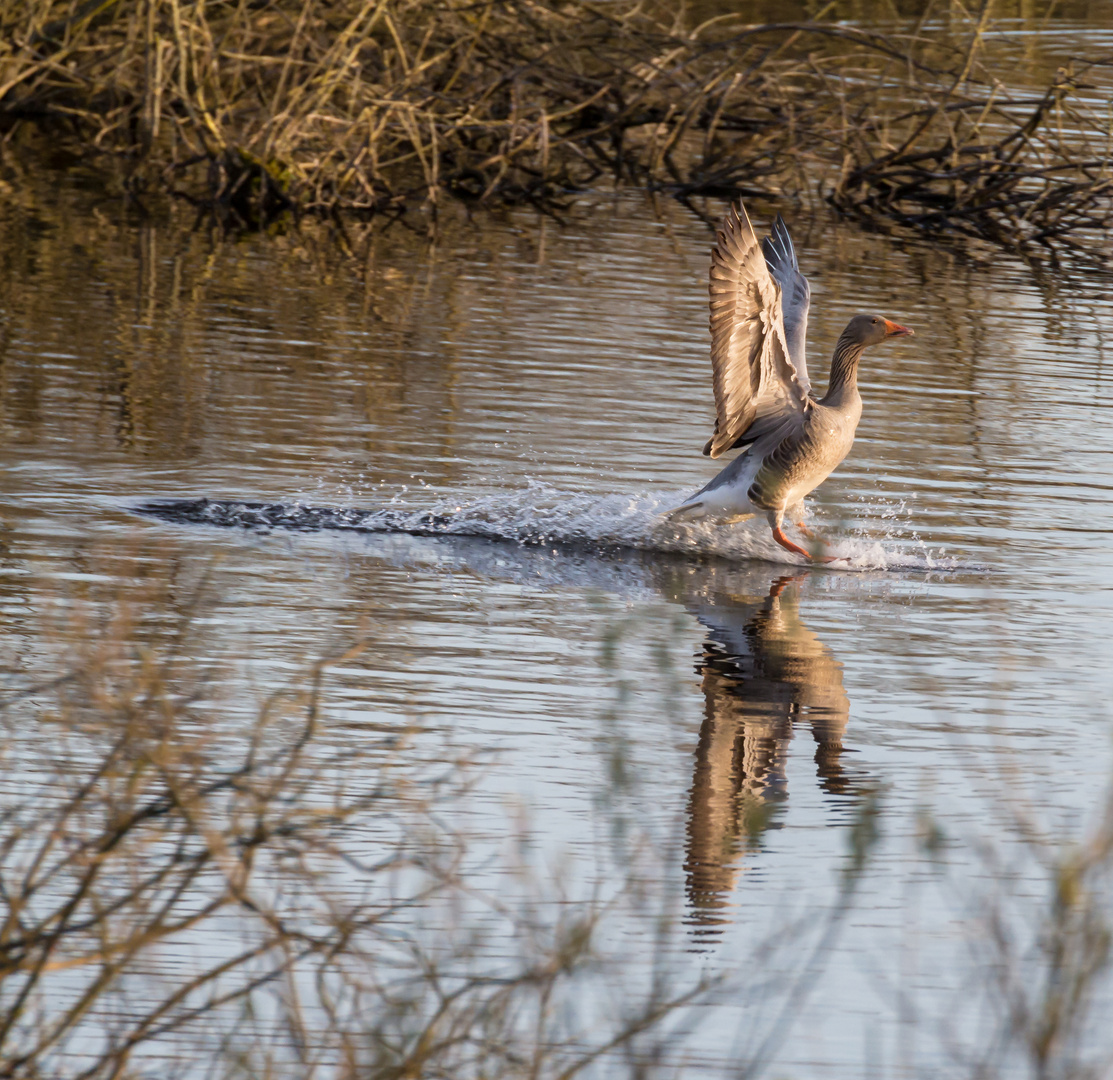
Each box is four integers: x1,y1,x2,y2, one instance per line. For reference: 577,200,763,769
133,480,985,573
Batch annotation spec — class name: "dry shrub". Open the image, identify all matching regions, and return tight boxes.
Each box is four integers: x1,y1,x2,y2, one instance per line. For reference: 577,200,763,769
912,779,1113,1080
1,0,1110,255
827,52,1113,259
0,0,886,219
4,0,804,218
0,575,706,1079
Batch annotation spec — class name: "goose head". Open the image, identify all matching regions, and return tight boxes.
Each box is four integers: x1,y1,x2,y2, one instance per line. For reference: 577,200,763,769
844,314,914,346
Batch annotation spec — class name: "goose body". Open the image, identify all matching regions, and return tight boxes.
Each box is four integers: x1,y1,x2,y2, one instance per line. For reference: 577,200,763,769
670,205,912,561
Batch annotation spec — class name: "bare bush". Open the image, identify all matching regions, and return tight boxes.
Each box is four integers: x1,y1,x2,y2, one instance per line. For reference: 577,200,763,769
2,0,1110,254
0,580,707,1079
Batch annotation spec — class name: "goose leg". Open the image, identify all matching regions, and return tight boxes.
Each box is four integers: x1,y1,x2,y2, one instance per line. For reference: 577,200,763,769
796,520,837,561
791,502,818,541
767,509,810,559
768,510,836,564
767,573,808,600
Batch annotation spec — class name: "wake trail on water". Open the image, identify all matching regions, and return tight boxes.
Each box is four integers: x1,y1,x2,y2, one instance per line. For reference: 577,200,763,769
134,482,974,573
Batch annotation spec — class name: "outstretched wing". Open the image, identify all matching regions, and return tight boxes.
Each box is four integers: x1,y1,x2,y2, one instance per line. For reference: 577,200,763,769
761,214,812,394
704,204,810,459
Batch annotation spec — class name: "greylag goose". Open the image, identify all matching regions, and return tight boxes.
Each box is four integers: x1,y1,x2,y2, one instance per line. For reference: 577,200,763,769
669,204,913,561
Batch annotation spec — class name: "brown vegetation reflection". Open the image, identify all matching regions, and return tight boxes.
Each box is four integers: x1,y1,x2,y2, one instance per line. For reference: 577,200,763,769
680,573,856,937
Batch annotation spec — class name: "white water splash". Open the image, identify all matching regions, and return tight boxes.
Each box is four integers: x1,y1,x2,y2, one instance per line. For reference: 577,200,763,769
345,480,973,573
136,480,979,572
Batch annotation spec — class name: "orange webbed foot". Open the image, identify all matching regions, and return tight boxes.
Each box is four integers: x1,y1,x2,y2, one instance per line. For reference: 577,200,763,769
772,521,842,564
770,524,811,560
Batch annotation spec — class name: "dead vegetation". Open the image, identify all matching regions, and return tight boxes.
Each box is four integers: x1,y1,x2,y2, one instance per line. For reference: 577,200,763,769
828,56,1113,260
0,0,1111,255
3,569,1113,1077
0,583,709,1079
915,777,1113,1080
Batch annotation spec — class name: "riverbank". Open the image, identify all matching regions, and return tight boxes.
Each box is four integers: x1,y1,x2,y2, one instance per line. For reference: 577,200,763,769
2,0,1111,257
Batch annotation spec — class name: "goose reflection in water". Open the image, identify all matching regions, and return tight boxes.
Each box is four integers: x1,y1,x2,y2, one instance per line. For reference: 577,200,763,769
677,573,857,939
159,520,872,944
320,534,866,938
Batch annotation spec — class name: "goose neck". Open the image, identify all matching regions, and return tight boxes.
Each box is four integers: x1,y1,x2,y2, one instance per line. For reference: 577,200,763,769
825,335,866,399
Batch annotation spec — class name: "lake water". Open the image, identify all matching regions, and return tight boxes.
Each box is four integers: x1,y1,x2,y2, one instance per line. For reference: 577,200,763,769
2,109,1113,1076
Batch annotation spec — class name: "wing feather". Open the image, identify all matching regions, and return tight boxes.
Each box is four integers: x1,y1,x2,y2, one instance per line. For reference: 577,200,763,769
704,204,810,459
761,215,812,392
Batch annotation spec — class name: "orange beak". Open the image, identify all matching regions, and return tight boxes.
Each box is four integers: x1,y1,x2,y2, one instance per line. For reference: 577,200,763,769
883,319,913,337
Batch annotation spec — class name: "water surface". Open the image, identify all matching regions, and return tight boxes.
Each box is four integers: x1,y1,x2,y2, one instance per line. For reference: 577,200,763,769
2,154,1113,1076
